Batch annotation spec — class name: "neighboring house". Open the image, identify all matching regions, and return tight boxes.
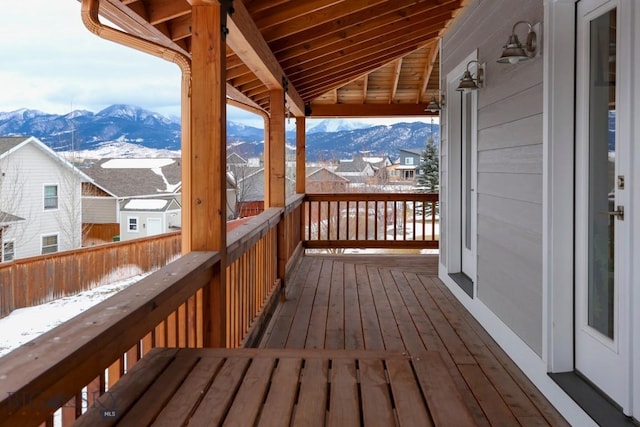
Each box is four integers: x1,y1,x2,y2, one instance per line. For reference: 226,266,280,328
0,211,24,262
119,196,181,241
438,0,640,422
230,166,295,218
0,136,91,261
389,148,421,181
81,158,182,243
334,156,376,184
306,167,349,193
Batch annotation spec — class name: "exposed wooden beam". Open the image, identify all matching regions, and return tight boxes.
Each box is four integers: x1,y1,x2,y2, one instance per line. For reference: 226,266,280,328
101,0,190,56
168,15,191,41
390,59,403,103
225,0,305,116
269,0,459,53
419,43,440,103
148,0,191,25
260,0,388,43
282,11,454,75
297,30,442,100
253,0,344,30
226,85,264,111
245,0,290,15
307,103,436,117
362,75,369,103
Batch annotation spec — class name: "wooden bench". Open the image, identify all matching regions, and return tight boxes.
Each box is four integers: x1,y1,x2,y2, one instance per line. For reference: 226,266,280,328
74,348,476,426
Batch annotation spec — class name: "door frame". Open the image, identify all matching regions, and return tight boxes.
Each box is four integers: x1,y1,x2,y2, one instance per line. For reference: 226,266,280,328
543,0,638,417
574,0,631,410
445,50,478,293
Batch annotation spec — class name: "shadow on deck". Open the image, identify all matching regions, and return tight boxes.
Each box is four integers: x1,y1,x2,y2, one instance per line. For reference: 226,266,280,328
259,254,569,426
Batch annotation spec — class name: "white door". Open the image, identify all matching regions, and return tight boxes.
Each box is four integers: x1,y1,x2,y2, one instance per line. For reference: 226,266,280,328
147,218,162,236
575,0,633,412
461,89,477,281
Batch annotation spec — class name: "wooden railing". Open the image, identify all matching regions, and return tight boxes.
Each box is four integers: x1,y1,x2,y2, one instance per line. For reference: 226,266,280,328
0,232,182,319
0,201,302,427
304,193,439,250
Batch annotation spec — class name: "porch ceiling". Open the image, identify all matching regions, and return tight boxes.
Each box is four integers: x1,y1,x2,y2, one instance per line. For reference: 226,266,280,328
90,0,465,117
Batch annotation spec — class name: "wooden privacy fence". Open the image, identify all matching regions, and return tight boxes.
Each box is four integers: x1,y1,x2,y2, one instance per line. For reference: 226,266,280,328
304,193,439,250
0,232,181,319
0,202,303,427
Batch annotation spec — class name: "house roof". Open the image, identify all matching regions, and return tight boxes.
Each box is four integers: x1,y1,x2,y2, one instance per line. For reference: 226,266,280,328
227,153,248,165
82,158,182,198
307,167,349,183
399,148,423,156
82,0,464,117
120,196,181,212
0,137,27,156
335,157,373,174
0,210,25,226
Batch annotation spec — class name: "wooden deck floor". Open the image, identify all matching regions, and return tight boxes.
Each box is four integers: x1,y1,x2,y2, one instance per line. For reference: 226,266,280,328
260,254,569,426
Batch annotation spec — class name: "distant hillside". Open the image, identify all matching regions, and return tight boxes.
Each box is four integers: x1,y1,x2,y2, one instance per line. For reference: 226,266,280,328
0,105,439,161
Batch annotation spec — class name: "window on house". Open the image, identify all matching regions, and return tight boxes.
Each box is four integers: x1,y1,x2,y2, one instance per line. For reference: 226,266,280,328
128,217,139,232
405,157,414,165
2,241,15,262
44,185,58,210
41,234,58,254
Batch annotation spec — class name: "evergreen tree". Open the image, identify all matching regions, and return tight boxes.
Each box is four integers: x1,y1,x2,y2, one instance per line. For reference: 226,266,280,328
416,135,439,192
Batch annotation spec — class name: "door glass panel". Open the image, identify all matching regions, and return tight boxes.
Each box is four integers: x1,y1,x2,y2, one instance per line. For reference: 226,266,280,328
588,8,616,338
464,91,472,251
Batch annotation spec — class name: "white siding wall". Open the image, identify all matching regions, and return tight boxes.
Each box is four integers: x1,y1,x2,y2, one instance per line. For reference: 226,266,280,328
119,211,164,241
0,142,83,259
441,0,544,355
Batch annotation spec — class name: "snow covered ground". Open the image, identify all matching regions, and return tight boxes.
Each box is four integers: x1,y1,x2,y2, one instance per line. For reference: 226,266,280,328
0,273,149,358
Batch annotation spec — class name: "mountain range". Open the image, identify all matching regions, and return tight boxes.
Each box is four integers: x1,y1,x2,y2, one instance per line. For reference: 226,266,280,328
0,104,439,161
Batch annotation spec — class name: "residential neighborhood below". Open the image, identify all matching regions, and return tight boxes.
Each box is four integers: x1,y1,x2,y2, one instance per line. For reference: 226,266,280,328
0,119,439,263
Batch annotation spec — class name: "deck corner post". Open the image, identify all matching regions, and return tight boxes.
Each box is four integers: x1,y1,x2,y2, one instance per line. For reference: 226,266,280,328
190,1,227,348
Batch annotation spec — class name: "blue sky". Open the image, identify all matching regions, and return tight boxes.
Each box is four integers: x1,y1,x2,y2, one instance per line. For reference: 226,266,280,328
0,0,433,128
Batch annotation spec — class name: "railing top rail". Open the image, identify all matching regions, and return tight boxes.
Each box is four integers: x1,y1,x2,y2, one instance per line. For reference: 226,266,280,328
304,193,439,202
0,251,220,425
285,193,305,213
226,208,283,264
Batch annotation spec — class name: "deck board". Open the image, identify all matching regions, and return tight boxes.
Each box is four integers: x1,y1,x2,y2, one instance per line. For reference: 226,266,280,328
260,254,569,427
75,254,568,427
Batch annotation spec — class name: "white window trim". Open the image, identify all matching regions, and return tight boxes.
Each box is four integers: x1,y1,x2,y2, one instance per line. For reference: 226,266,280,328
43,183,59,211
2,239,16,262
41,232,59,255
128,216,140,233
405,157,414,165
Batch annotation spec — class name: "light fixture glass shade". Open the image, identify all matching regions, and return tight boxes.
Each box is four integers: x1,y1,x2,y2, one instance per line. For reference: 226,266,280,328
425,96,441,112
456,70,479,91
497,34,529,64
497,21,538,64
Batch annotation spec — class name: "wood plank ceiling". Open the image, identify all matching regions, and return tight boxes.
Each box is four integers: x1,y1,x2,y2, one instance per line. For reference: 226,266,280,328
93,0,466,117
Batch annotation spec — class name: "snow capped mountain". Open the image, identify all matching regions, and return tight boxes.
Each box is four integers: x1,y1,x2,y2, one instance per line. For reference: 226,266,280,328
0,104,439,161
96,104,174,126
0,108,48,122
60,141,181,160
306,119,371,134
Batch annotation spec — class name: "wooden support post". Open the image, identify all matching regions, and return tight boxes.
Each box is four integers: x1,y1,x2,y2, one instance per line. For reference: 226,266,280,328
296,116,306,194
296,117,306,257
266,88,286,208
189,1,228,347
266,88,287,299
